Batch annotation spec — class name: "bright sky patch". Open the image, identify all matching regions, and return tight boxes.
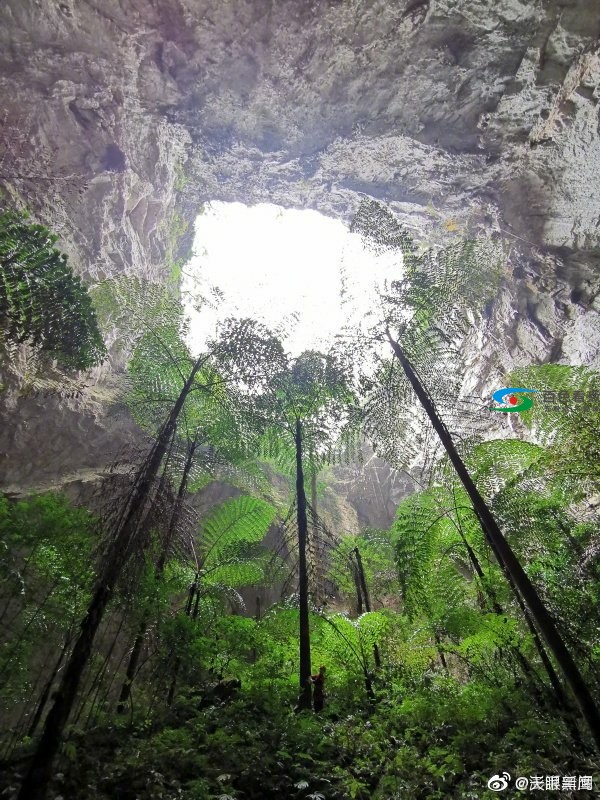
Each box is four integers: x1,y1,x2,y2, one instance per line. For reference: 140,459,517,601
182,202,401,356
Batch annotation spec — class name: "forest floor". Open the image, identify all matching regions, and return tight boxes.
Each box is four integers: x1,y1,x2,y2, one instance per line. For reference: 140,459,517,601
2,675,599,800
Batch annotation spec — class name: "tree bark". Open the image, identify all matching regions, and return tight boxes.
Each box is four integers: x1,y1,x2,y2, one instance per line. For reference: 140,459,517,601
295,419,313,710
27,635,70,738
386,331,600,750
454,518,559,706
351,557,364,615
469,514,583,743
167,574,198,706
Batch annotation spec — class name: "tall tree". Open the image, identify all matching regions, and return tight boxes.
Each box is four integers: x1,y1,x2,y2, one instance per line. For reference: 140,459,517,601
213,322,359,709
351,547,381,668
17,317,256,799
352,199,600,749
116,434,199,714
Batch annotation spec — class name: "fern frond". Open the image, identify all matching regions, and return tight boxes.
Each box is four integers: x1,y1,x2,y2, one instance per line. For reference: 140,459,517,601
198,496,276,567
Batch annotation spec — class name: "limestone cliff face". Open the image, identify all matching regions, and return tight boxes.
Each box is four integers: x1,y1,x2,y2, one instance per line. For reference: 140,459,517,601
1,0,599,516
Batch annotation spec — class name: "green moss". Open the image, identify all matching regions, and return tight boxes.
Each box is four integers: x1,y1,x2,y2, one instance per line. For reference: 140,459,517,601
174,162,190,191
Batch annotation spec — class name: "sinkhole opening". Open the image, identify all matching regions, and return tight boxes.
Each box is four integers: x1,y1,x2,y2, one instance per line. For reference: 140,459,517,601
182,201,401,356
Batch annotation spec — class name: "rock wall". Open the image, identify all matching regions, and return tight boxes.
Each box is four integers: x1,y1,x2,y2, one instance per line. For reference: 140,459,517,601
1,0,599,515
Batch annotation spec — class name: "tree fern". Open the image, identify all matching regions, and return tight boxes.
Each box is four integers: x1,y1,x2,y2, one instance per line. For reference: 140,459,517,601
0,209,106,369
391,486,469,620
328,529,398,609
89,275,182,361
211,322,361,707
314,610,392,691
351,198,505,475
197,496,276,567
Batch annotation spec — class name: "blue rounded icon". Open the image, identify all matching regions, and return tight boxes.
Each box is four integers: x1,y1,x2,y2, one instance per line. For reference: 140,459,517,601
491,387,538,413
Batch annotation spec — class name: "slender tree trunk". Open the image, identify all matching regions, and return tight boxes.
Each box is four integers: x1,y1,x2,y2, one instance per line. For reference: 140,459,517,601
27,634,71,738
167,576,198,706
117,437,198,714
469,516,583,743
454,523,527,644
352,547,381,668
386,331,600,750
364,670,376,702
115,629,145,716
0,545,41,627
454,520,557,704
485,556,581,744
351,557,364,615
80,611,127,729
295,419,312,710
18,358,206,800
191,588,201,619
309,468,328,603
433,630,449,673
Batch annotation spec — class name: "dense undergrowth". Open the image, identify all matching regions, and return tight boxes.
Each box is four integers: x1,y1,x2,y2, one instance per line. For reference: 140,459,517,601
1,480,599,799
4,666,598,799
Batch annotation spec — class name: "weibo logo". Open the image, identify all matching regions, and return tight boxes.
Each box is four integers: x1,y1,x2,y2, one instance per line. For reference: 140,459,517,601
490,387,538,413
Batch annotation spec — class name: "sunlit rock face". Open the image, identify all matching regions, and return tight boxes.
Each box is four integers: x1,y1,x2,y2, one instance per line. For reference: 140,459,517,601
1,0,599,500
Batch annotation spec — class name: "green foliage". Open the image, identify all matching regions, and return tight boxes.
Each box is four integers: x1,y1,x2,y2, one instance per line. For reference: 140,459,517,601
24,658,598,800
125,318,264,493
174,162,190,191
0,209,106,369
328,530,398,607
2,475,598,797
509,363,600,492
212,320,361,473
198,495,278,589
164,210,190,275
2,208,599,798
0,493,96,602
352,199,504,338
315,610,392,680
0,494,96,709
89,275,182,360
125,322,197,432
387,433,600,727
352,199,505,475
